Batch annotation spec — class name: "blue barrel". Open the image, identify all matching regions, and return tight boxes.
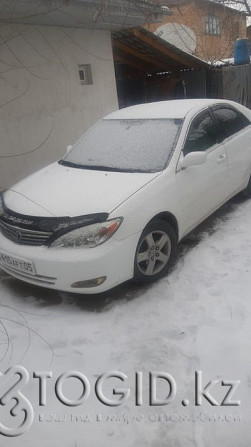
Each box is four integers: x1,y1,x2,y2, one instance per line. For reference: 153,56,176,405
234,38,250,65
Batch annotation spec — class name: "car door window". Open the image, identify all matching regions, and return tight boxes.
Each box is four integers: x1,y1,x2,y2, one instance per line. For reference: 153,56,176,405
212,107,250,139
183,111,218,156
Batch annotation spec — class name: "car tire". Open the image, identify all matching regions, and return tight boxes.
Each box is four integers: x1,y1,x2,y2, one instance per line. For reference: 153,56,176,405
133,220,177,284
243,174,251,198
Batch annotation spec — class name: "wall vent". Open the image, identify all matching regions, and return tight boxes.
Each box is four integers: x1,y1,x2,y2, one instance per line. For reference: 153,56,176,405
78,64,93,85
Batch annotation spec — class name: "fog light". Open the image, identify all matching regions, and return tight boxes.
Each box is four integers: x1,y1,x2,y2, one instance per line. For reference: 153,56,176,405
71,276,106,288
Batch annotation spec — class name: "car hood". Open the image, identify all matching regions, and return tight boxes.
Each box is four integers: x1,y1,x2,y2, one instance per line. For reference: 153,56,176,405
3,162,159,217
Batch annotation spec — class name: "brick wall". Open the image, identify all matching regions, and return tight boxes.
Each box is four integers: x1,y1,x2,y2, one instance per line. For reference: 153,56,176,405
147,0,247,62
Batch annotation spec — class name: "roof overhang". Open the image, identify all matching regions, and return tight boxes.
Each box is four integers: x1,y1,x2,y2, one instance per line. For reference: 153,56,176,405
0,0,172,30
113,27,210,73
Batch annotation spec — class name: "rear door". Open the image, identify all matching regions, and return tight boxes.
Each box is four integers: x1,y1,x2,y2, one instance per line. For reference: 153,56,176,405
211,105,251,194
176,108,229,235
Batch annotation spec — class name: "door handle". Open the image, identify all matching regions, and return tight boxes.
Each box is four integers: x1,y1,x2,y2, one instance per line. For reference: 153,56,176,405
218,154,226,163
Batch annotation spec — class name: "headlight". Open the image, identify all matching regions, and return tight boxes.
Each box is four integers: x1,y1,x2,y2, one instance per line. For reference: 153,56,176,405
50,218,123,249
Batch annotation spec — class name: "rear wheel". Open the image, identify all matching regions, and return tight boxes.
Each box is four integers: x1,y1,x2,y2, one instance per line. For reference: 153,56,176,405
134,220,177,284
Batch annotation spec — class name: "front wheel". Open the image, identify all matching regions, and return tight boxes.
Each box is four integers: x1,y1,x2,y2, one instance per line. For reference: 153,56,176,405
133,220,177,284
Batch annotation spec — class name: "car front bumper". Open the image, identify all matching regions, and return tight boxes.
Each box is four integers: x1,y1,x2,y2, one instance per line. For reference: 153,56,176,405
0,232,140,294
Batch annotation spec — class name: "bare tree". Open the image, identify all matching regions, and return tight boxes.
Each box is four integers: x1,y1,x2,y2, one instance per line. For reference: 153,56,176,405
213,0,251,15
151,0,250,13
152,0,250,64
149,0,192,5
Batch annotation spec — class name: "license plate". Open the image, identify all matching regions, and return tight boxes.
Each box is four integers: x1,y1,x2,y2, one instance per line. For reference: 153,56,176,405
0,252,36,275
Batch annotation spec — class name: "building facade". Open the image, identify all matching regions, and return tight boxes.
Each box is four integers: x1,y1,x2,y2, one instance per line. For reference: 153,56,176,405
148,0,247,63
0,24,119,189
0,0,167,188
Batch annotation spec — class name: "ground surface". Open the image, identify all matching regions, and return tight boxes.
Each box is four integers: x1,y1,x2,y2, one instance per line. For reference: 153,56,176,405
0,194,250,447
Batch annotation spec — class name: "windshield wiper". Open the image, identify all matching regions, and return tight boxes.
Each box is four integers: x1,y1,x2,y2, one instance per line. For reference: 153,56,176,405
58,160,151,173
58,160,82,169
59,159,126,172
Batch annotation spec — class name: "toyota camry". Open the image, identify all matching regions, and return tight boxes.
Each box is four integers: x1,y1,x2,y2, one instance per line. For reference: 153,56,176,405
0,99,251,293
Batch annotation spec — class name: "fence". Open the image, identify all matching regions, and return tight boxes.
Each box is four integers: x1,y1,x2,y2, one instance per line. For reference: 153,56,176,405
207,64,251,109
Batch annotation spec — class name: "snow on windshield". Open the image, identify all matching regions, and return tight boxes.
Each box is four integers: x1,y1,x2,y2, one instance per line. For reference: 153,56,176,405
64,119,183,172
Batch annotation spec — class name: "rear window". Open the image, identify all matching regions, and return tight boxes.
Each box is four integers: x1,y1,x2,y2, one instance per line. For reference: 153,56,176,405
212,107,250,139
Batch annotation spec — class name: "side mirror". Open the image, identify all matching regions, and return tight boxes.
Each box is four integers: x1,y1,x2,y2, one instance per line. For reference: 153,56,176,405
180,151,207,169
66,144,73,154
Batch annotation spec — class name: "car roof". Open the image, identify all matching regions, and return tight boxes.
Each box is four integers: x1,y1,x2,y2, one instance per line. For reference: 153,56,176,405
104,99,236,120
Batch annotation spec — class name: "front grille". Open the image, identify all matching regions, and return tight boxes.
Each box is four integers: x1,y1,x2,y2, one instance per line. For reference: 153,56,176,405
0,220,53,246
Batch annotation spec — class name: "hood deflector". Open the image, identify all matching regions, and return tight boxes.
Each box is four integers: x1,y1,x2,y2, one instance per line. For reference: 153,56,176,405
0,197,108,233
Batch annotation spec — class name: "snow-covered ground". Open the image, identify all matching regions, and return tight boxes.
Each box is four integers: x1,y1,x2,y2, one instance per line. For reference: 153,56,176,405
0,194,251,446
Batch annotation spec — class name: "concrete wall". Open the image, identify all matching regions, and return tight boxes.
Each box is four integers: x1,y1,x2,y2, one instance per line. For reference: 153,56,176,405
0,24,118,189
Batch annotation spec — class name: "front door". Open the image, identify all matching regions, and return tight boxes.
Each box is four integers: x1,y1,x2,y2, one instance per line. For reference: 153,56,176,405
176,109,229,236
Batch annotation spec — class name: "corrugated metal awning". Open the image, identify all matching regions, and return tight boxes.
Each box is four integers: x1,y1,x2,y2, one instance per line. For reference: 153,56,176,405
112,26,210,73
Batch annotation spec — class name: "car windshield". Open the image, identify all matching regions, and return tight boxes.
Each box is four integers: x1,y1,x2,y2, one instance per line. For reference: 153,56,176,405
60,118,183,173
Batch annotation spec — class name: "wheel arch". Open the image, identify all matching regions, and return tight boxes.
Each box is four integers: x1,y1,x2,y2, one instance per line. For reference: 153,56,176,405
147,212,179,240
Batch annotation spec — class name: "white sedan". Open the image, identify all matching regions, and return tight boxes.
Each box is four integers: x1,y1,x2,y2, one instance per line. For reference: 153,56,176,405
0,99,251,293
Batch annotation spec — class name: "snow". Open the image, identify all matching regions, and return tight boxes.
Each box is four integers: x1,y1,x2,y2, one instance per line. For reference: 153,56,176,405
0,194,251,446
66,119,182,172
211,58,235,67
209,57,251,67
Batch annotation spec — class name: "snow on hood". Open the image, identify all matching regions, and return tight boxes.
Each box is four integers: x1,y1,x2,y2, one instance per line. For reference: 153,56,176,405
3,162,159,217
